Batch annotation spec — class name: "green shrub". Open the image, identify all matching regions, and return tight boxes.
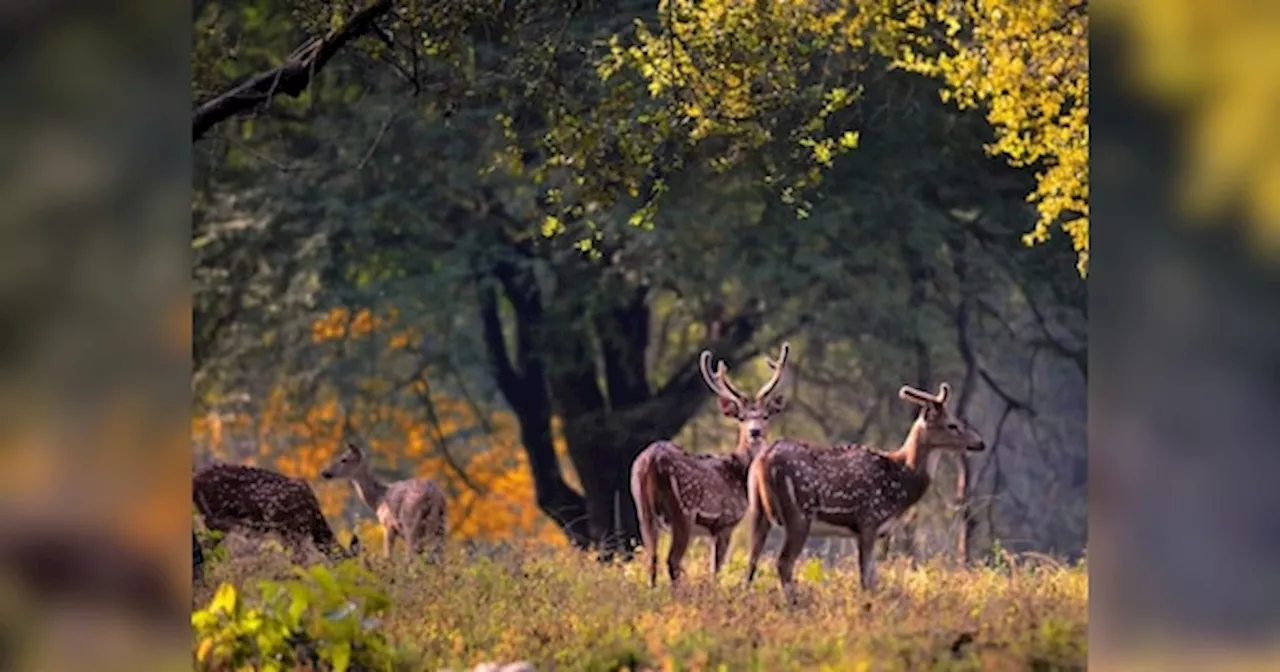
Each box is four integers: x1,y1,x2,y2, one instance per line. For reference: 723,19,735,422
192,561,395,671
194,527,228,565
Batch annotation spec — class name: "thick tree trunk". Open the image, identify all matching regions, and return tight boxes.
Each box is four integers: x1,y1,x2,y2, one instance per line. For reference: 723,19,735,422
478,258,592,547
478,245,762,553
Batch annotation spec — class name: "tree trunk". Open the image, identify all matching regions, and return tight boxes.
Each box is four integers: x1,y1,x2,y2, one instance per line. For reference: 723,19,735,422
477,257,593,547
950,227,980,564
479,244,763,553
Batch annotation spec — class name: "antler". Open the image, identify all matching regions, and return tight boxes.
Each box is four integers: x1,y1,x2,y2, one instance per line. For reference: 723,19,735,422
898,385,935,405
755,342,790,400
935,382,951,404
714,360,751,400
898,382,950,406
699,350,746,403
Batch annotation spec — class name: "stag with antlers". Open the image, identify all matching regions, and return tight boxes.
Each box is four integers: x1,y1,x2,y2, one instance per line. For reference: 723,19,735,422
630,342,792,587
193,462,359,564
744,382,985,599
321,442,447,559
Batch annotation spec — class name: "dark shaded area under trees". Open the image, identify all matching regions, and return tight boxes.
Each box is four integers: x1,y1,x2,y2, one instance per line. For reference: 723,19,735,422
193,0,1086,559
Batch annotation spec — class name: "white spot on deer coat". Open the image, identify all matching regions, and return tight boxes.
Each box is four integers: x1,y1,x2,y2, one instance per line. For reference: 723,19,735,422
757,440,931,535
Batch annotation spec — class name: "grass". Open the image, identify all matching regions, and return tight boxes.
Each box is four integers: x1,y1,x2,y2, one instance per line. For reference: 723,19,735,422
193,537,1087,671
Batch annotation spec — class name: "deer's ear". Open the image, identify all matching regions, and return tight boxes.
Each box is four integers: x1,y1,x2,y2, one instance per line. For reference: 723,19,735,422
717,397,743,418
936,382,951,405
347,442,363,458
765,394,787,414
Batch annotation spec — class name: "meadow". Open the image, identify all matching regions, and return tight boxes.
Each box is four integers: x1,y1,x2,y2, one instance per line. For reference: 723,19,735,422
192,535,1087,671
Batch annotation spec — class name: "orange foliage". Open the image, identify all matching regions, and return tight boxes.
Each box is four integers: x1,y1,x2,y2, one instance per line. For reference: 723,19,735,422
310,306,396,343
193,378,574,546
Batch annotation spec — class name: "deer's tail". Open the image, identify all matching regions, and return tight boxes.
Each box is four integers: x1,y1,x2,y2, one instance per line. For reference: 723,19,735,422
630,450,660,554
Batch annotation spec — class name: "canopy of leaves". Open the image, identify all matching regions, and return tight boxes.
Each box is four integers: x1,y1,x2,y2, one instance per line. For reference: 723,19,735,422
192,0,1087,555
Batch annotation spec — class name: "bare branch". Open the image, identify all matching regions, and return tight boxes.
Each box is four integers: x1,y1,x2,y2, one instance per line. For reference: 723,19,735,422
193,0,396,141
411,371,485,495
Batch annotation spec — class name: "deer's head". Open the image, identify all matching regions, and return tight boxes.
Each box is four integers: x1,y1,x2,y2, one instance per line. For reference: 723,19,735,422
700,342,792,456
898,382,986,452
320,442,367,480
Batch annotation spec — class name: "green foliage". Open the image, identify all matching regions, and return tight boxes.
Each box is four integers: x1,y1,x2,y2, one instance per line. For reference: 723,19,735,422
510,0,875,244
192,0,1087,560
195,525,230,567
193,1,1089,276
192,561,397,672
988,538,1011,572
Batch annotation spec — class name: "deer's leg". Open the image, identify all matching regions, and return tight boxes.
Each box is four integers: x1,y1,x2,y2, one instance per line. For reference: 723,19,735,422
745,506,771,587
857,527,879,592
425,502,446,560
404,496,435,559
637,510,660,588
404,517,423,559
777,517,812,604
383,526,399,559
710,528,733,580
666,515,693,585
645,532,660,588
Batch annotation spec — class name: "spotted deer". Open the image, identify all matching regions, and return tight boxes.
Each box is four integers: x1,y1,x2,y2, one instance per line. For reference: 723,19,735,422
193,462,358,563
320,442,447,559
744,382,985,598
630,342,791,587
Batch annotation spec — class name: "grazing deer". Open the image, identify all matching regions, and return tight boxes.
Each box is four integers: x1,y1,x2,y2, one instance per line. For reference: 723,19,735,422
630,342,791,587
192,462,358,563
744,382,985,598
320,442,447,559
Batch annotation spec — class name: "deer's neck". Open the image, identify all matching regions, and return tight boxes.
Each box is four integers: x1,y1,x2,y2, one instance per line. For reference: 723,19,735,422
350,466,389,511
892,422,931,474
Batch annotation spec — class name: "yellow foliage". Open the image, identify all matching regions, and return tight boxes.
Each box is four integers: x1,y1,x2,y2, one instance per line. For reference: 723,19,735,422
196,549,1088,669
563,0,1090,275
1101,0,1280,260
894,0,1089,276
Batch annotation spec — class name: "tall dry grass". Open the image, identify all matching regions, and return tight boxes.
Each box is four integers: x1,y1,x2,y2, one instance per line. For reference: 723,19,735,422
194,534,1086,671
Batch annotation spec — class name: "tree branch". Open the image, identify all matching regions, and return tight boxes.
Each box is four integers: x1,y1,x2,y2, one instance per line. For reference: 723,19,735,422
477,281,525,406
598,285,652,408
492,257,544,384
192,0,396,141
410,372,485,495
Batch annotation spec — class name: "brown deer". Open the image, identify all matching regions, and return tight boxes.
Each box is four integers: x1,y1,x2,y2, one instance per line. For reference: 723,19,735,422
192,462,358,563
744,382,985,599
320,442,447,559
630,342,791,587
